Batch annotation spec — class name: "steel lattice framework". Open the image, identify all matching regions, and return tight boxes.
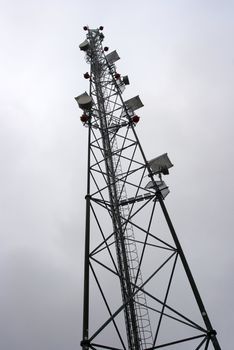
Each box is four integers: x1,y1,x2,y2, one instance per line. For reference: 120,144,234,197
76,26,221,350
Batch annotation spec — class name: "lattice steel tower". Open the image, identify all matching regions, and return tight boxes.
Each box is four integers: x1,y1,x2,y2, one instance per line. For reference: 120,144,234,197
76,26,221,350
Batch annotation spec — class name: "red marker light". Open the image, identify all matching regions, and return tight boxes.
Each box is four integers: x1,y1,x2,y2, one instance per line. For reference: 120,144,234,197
83,72,90,79
80,114,90,123
115,73,121,79
131,115,140,123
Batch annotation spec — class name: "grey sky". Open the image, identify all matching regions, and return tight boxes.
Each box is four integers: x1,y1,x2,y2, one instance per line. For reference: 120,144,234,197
0,0,233,349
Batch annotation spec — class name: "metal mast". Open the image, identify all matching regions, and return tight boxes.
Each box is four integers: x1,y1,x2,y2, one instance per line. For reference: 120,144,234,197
76,26,221,350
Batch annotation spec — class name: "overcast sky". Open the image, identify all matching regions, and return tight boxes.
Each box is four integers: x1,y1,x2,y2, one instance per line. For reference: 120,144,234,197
0,0,233,349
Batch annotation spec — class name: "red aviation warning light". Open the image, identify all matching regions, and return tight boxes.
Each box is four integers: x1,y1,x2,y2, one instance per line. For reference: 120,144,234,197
131,115,140,124
83,72,90,79
80,114,90,123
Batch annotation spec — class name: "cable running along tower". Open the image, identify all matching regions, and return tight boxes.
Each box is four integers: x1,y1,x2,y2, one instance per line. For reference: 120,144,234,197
76,26,221,350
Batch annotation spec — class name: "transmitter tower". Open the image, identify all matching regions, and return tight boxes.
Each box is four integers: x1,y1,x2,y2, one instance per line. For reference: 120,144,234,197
76,26,221,350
